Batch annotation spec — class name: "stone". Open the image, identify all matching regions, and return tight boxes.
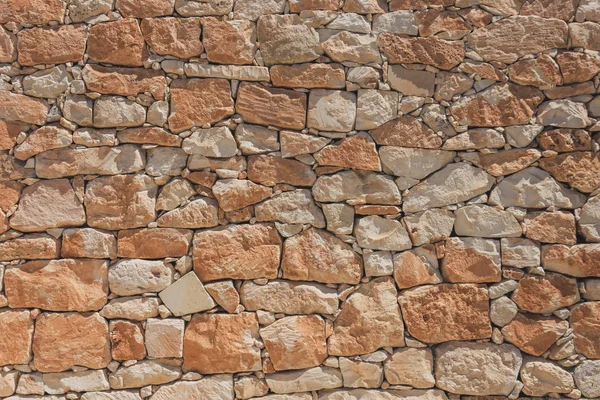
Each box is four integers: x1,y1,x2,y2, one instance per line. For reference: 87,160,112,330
257,14,322,65
184,313,261,374
241,280,338,315
380,147,454,180
490,296,518,327
14,125,71,161
312,170,401,205
117,127,181,147
537,99,591,128
338,358,383,389
520,359,574,397
441,237,501,283
450,83,543,127
326,13,370,34
266,367,342,394
322,31,381,64
110,320,146,361
388,65,434,97
488,168,586,209
403,163,495,213
236,82,306,130
145,318,184,358
434,342,522,395
157,198,219,228
0,0,65,24
0,121,26,151
354,216,412,251
117,228,191,259
580,196,600,242
524,211,576,245
0,26,16,63
73,128,116,147
355,89,398,130
156,179,196,211
570,22,600,50
174,0,233,16
23,66,71,99
184,63,269,81
282,228,363,284
88,19,146,66
141,17,202,59
512,273,580,313
109,360,181,389
415,9,470,37
271,63,345,89
454,205,521,238
213,179,271,211
159,272,216,316
571,302,600,358
328,277,404,356
85,175,157,230
182,127,237,158
193,223,281,281
508,55,562,89
204,280,239,313
82,65,167,100
151,375,234,400
319,389,449,400
146,147,187,177
0,370,18,397
0,234,60,261
556,52,600,85
68,0,113,22
463,148,541,177
235,124,279,155
323,203,354,235
434,71,473,101
393,247,442,289
0,90,48,125
203,19,255,65
100,296,160,321
574,360,600,398
542,244,600,277
33,312,110,373
377,34,464,70
109,259,173,296
540,151,600,193
443,129,505,151
384,348,434,388
314,134,380,171
400,284,491,343
373,10,417,34
0,310,33,366
148,101,169,126
502,314,568,356
43,370,110,394
17,25,86,66
169,79,234,133
116,0,174,18
63,94,93,126
261,315,327,371
255,189,326,227
369,116,442,148
248,155,316,187
403,209,455,246
94,96,146,128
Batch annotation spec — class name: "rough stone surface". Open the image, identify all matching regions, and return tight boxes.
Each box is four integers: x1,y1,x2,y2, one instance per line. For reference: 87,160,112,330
88,19,146,66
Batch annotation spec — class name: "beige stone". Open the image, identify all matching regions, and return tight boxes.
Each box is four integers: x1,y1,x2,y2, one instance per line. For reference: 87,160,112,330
88,19,146,66
384,348,435,388
542,244,600,277
174,0,233,16
159,272,216,316
322,31,381,64
369,116,441,148
377,34,464,70
521,359,574,397
118,127,181,147
380,147,454,180
454,205,521,238
100,297,160,321
502,314,568,356
235,124,280,155
109,259,173,296
248,155,316,187
307,89,356,133
388,65,434,97
0,234,60,261
271,63,345,89
151,375,234,400
109,360,181,389
257,14,322,65
13,126,71,161
0,310,33,366
556,52,600,85
255,189,325,227
117,0,174,17
338,358,383,389
204,280,239,314
393,248,442,289
157,198,219,228
354,216,412,251
145,318,184,358
313,170,401,205
141,17,202,59
512,273,580,313
266,367,342,394
17,25,86,66
0,90,48,125
82,65,167,100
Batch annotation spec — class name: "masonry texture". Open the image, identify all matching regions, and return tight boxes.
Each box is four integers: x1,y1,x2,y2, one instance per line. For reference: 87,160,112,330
0,0,600,399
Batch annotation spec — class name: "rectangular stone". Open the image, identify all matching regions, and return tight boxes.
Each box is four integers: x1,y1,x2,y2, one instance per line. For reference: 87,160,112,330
184,63,270,81
0,234,60,261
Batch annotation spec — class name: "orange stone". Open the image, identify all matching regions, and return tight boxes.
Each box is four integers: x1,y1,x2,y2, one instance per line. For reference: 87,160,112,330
0,91,48,125
441,237,501,283
393,250,442,289
203,19,255,65
0,180,24,212
0,310,33,366
0,0,65,24
415,9,470,37
4,259,108,312
271,64,346,89
212,179,272,212
117,228,192,259
542,244,600,278
508,54,562,89
536,129,592,153
17,25,87,67
117,127,182,147
314,134,381,172
369,116,442,148
110,320,146,361
524,211,576,245
141,17,203,59
0,234,60,261
88,19,147,67
82,65,167,100
289,0,343,11
512,273,580,314
116,0,174,17
501,313,568,356
539,152,600,193
377,33,465,70
556,52,600,85
236,83,307,130
248,155,316,187
0,26,16,63
168,79,234,133
33,312,111,373
183,313,261,374
571,302,600,359
61,228,117,259
0,121,28,150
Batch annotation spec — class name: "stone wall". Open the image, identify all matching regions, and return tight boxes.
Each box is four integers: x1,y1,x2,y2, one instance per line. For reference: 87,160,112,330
0,0,600,398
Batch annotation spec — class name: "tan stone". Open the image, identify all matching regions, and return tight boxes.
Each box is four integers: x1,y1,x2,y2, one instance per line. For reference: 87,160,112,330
248,155,316,187
175,0,233,16
85,175,157,230
537,129,592,153
508,55,562,89
13,126,71,161
415,9,470,37
157,198,219,228
257,14,322,65
0,121,27,151
519,0,577,20
556,52,600,85
184,313,261,374
61,228,117,259
338,357,384,389
0,181,22,213
524,211,576,245
0,91,48,125
151,375,234,400
110,320,146,361
145,318,184,358
33,312,110,372
312,170,401,205
0,310,33,366
236,83,307,130
88,19,146,66
193,223,281,281
502,313,568,356
512,273,580,313
266,367,343,394
521,359,574,397
289,0,343,11
100,296,160,321
399,284,491,344
116,0,174,17
442,237,500,283
0,234,58,261
393,248,442,289
204,280,239,313
141,17,202,59
542,244,600,277
0,26,16,63
322,31,382,64
314,134,381,172
450,83,543,127
109,259,173,296
82,65,167,100
328,277,405,356
255,189,326,227
17,25,86,66
203,19,255,65
118,127,181,147
369,116,442,148
168,79,234,133
271,63,345,89
282,228,362,284
0,0,65,24
108,359,181,389
377,34,464,70
261,315,327,371
159,271,216,316
570,22,600,50
343,0,386,13
571,302,600,359
212,179,272,212
384,348,435,388
539,151,600,193
467,16,568,64
115,228,191,259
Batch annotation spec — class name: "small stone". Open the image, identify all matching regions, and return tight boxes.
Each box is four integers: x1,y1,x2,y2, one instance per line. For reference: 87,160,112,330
314,134,380,171
110,320,146,361
393,247,442,289
580,196,600,242
17,25,87,66
454,204,521,238
148,101,169,126
73,128,116,147
108,360,181,389
174,0,233,16
502,313,568,356
355,89,398,131
62,228,118,260
338,358,384,389
43,370,110,394
100,296,160,321
323,203,354,235
109,259,172,296
141,17,202,59
373,10,417,34
307,89,356,133
23,66,71,99
369,116,442,148
0,310,33,366
14,125,71,161
204,280,239,313
82,65,167,100
63,94,93,126
354,216,412,251
443,129,505,150
182,127,237,158
322,31,381,64
255,189,325,227
266,367,342,394
157,198,219,228
145,318,184,358
88,19,146,66
508,54,562,89
94,96,146,128
571,302,600,358
521,359,574,397
0,370,18,397
574,360,600,398
234,375,269,400
434,71,474,101
271,63,345,89
313,170,401,205
146,147,188,177
118,127,181,147
257,14,322,65
388,65,434,97
0,26,16,63
0,90,49,125
384,348,435,388
248,155,316,187
235,124,279,155
68,0,113,22
377,34,464,70
512,273,580,313
490,296,518,327
537,99,591,129
570,21,600,50
403,209,455,246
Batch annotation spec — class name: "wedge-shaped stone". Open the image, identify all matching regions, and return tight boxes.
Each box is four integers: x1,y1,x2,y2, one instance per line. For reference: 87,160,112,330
118,228,192,259
266,367,342,394
255,189,325,227
488,167,586,209
369,116,442,148
454,205,521,238
314,134,380,171
435,342,522,395
329,277,405,356
313,170,401,205
580,196,600,242
248,155,316,187
271,63,345,89
537,99,591,128
109,360,181,389
399,284,491,343
117,127,182,147
110,320,145,361
403,163,495,213
35,145,145,179
502,313,568,356
257,14,322,65
14,125,71,161
282,228,362,284
159,272,216,316
213,179,272,212
33,312,111,373
0,234,59,261
380,147,454,180
184,313,261,374
441,237,501,283
542,244,600,277
393,247,442,289
355,216,412,251
241,280,338,315
571,302,600,359
512,273,580,313
82,65,167,100
384,348,435,388
43,370,110,395
151,375,234,400
0,310,33,366
109,259,173,296
467,16,568,63
157,198,219,228
85,175,157,230
521,359,574,397
377,34,464,70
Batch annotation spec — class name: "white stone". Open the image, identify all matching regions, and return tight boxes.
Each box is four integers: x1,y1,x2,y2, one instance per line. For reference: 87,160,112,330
307,89,356,133
380,147,455,180
537,99,591,128
501,238,540,268
504,125,544,148
327,13,371,34
312,170,402,205
354,216,412,251
182,127,238,158
109,360,182,389
323,203,354,235
234,0,285,20
373,11,418,35
355,89,398,130
109,259,174,296
521,359,574,397
235,124,279,155
319,389,449,400
69,0,113,22
363,251,393,277
255,189,326,228
23,66,71,99
63,94,94,127
156,178,196,211
403,209,455,246
151,375,233,400
574,360,600,398
158,272,216,316
99,297,160,321
338,358,384,389
145,147,188,177
184,64,270,81
147,101,168,126
145,318,185,359
579,195,600,242
490,296,518,327
454,204,522,238
94,96,146,128
384,348,435,388
265,367,343,394
81,391,142,400
0,371,18,397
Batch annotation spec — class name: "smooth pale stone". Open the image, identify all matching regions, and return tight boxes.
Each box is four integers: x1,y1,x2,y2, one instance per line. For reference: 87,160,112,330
265,367,343,394
158,272,216,316
454,204,522,238
338,358,384,388
182,127,238,158
43,370,110,394
501,238,540,268
108,259,174,296
323,203,354,235
108,360,182,389
150,375,234,400
354,216,412,251
379,147,455,180
403,209,455,246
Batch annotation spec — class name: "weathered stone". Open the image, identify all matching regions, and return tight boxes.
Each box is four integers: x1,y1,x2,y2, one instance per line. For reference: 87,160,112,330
157,198,219,228
63,94,93,126
94,96,146,128
570,22,600,50
556,52,600,85
33,312,110,373
463,148,541,177
266,367,342,394
580,196,600,242
322,203,354,235
0,28,16,62
117,127,181,147
109,360,181,389
434,71,473,101
384,348,434,388
322,31,381,64
204,280,239,313
512,273,580,313
441,237,501,283
145,147,187,177
155,178,195,212
329,277,404,356
109,259,173,296
68,0,113,22
454,205,521,238
388,65,434,97
508,54,562,89
193,223,281,281
502,313,568,356
145,318,184,359
490,296,518,327
257,14,322,65
202,19,255,64
338,358,383,389
116,0,174,17
524,211,576,245
0,0,65,24
315,134,379,171
571,302,600,358
14,126,71,161
110,320,146,361
542,244,600,277
85,175,157,230
403,209,455,246
435,342,522,395
248,155,315,187
313,170,401,205
212,179,271,212
521,359,574,396
443,129,505,151
100,296,160,321
326,12,370,33
184,63,269,81
23,66,71,99
174,0,233,16
355,89,398,130
574,360,600,398
0,121,26,151
319,389,449,400
369,116,441,148
271,63,345,89
88,19,146,66
241,280,338,315
235,124,279,155
0,310,33,366
0,234,59,261
83,65,167,100
0,90,48,125
0,370,18,397
539,151,600,193
393,247,442,289
380,147,454,180
184,313,261,374
415,9,470,37
159,271,216,316
117,228,191,259
169,79,234,133
378,34,464,70
17,25,86,66
537,99,591,128
236,82,307,130
151,375,234,400
354,216,412,251
141,17,202,59
255,189,325,227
